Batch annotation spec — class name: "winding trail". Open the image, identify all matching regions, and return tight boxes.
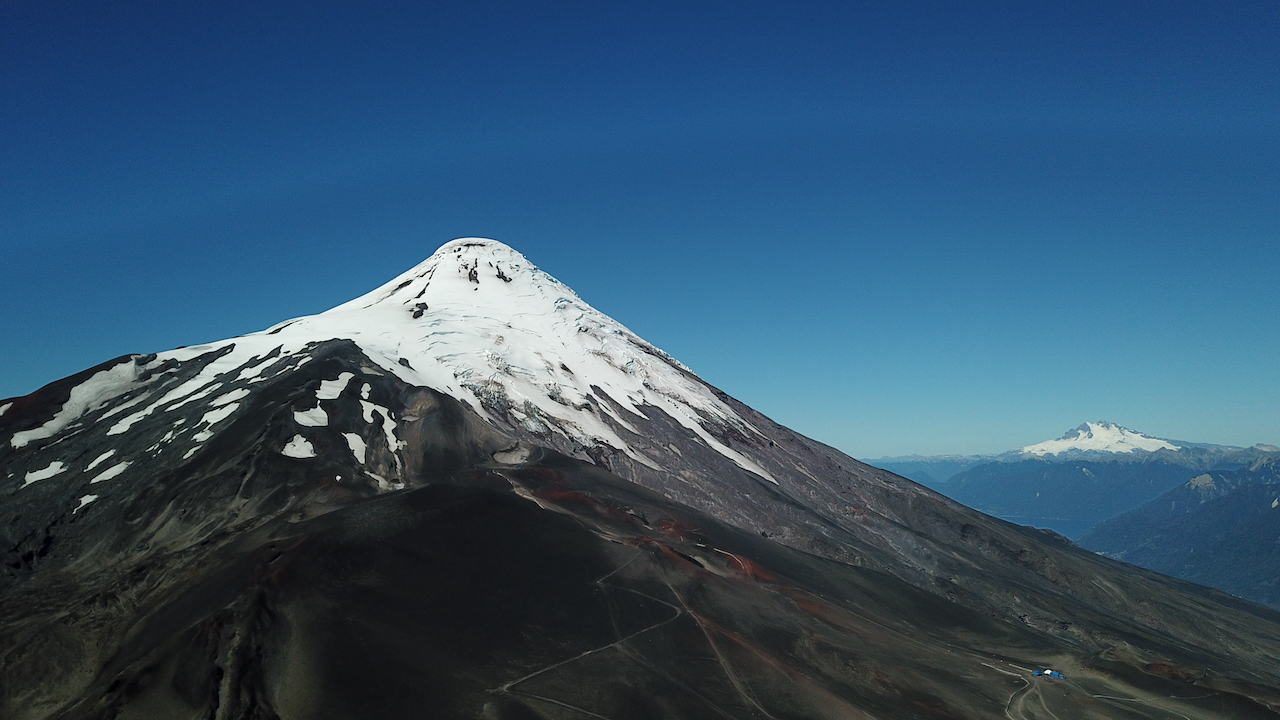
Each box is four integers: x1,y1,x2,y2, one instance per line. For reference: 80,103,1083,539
982,662,1031,720
666,575,780,720
492,549,682,696
981,662,1210,720
488,531,788,719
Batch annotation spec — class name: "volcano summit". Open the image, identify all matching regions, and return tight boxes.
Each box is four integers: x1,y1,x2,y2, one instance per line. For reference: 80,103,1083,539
3,239,1280,719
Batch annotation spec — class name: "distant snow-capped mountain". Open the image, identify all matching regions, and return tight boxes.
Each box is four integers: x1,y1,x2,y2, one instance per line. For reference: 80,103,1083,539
1019,421,1179,457
868,421,1203,480
867,422,1269,539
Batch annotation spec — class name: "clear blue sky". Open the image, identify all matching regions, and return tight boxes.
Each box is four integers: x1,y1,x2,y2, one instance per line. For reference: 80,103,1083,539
3,2,1277,457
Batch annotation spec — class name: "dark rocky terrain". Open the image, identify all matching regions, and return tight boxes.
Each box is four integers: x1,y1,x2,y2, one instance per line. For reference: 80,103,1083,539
3,239,1280,719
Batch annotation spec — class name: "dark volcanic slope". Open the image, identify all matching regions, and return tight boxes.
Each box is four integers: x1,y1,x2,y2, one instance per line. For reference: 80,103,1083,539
1,341,1278,719
4,240,1280,719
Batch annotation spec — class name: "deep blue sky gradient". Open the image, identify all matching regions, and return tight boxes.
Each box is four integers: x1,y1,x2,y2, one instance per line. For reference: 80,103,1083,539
3,1,1278,456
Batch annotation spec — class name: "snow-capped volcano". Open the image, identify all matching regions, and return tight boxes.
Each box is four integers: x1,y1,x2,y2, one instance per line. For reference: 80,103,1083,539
53,238,772,482
305,239,772,478
1020,420,1179,456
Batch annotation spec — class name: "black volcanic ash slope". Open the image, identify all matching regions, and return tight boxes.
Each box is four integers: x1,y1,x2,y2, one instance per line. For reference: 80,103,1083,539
3,239,1280,719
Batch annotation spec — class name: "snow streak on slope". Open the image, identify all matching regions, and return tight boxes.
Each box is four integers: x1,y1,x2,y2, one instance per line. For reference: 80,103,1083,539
145,239,774,482
11,361,152,448
1021,421,1179,456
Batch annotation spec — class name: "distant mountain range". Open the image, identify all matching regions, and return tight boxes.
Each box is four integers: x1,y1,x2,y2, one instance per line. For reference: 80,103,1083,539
867,421,1278,538
869,424,1280,608
1080,455,1280,608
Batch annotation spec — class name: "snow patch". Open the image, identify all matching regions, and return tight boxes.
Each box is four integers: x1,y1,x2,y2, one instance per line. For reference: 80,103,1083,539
282,434,316,458
99,390,154,419
235,350,286,380
91,461,131,484
317,372,355,400
199,402,240,428
294,407,328,427
0,402,10,417
109,379,216,435
343,433,367,464
494,445,532,464
210,388,251,407
163,382,221,412
110,346,269,435
85,450,116,471
72,495,99,514
23,460,67,486
360,400,403,455
365,471,400,491
191,402,240,442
